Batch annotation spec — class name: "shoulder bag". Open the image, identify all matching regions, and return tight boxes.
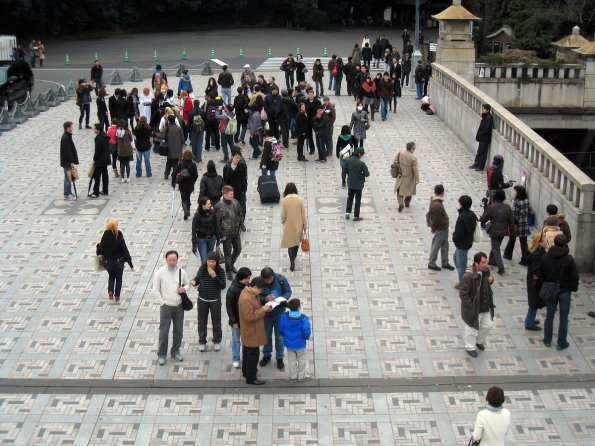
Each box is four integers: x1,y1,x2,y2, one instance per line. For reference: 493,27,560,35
158,125,169,156
179,269,193,311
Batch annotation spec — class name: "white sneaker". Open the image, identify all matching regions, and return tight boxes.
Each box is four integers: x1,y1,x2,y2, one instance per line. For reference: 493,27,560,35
158,357,166,366
232,361,240,368
213,343,221,352
121,178,126,183
171,352,183,362
198,344,206,352
64,195,77,201
126,178,130,183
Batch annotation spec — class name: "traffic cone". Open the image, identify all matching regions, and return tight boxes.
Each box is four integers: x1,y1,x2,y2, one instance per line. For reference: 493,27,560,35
65,54,71,66
296,47,301,56
123,51,129,62
181,50,187,60
94,52,99,61
239,48,244,59
268,48,272,58
153,49,158,62
323,47,328,57
211,48,215,59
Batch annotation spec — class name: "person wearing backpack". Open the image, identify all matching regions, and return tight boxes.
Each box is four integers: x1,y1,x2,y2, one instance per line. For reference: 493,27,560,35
171,150,199,220
260,130,281,176
336,125,356,188
199,160,224,207
217,104,236,163
538,234,579,350
204,93,221,153
188,99,206,163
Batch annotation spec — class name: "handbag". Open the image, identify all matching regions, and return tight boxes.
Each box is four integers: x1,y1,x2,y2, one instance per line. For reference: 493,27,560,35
67,167,79,181
93,255,107,272
87,163,95,178
467,437,480,446
179,269,193,311
539,280,560,302
215,243,226,265
301,229,310,252
158,125,169,156
473,220,483,243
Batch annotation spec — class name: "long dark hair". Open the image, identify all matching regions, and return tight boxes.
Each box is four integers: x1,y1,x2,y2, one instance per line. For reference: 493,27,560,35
283,182,298,197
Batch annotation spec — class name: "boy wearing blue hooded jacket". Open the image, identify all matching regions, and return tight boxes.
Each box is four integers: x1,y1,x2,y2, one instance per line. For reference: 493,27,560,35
279,299,312,381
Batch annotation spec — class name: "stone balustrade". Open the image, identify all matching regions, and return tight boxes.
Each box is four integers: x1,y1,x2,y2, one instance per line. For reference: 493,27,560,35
476,63,584,80
431,63,595,271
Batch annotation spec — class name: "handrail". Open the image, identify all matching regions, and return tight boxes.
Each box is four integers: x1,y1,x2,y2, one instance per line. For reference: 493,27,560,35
432,63,595,213
475,63,584,81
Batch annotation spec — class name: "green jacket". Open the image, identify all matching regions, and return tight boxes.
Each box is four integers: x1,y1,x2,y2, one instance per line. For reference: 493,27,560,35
343,155,370,190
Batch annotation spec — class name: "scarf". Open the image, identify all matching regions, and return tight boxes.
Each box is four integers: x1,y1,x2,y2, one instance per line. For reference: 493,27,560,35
485,403,503,413
339,134,352,142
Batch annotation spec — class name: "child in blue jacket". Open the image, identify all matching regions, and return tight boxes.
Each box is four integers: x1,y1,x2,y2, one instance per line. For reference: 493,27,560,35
278,298,311,381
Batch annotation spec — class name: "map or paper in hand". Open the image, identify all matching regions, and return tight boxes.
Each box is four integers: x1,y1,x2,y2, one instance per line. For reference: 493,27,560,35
265,296,287,309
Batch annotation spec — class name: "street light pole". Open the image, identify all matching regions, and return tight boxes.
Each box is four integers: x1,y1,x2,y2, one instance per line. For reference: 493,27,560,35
415,0,420,49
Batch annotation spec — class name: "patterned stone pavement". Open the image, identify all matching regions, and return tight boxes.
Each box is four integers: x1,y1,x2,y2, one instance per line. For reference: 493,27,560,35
0,71,593,445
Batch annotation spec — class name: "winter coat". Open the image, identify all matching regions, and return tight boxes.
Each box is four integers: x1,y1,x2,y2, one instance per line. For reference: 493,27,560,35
76,85,92,106
60,131,79,168
216,110,235,134
133,124,152,151
280,194,307,249
296,111,309,136
538,245,579,293
361,47,372,62
542,215,571,243
96,97,108,119
115,97,130,120
480,202,514,238
402,59,412,75
334,60,344,79
191,207,218,245
279,311,311,351
199,173,224,204
217,71,234,88
311,113,332,137
511,198,534,237
259,273,292,318
460,265,495,330
96,230,133,268
335,133,355,158
192,262,226,301
261,137,280,172
177,74,193,95
393,149,419,196
305,98,322,120
171,159,198,192
247,110,263,135
233,94,249,124
414,64,425,83
428,196,449,232
476,111,494,142
93,132,111,168
351,49,361,65
349,110,368,141
453,208,478,250
264,93,281,121
225,276,244,327
378,79,394,99
279,96,297,123
239,287,268,348
215,198,244,236
223,160,248,195
542,225,564,251
165,124,185,159
343,155,370,190
372,42,382,59
526,247,547,310
312,63,324,81
116,128,134,158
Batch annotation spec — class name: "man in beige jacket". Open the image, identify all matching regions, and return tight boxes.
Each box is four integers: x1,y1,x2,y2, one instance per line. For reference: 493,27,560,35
239,277,272,385
393,141,419,212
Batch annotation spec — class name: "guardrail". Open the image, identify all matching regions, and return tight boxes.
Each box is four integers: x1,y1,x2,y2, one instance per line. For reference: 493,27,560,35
475,63,585,81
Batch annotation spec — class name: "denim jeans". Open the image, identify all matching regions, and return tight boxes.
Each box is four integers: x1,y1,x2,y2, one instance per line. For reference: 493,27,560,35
415,82,423,99
231,326,241,362
234,123,247,143
453,248,468,285
263,309,284,359
190,131,204,162
335,76,343,95
489,236,505,271
220,133,233,160
105,259,125,297
328,76,335,91
63,167,73,197
315,134,327,161
314,80,324,97
221,87,232,105
250,134,261,158
197,236,217,264
261,168,277,177
525,307,538,328
136,150,152,177
379,97,389,119
543,291,571,347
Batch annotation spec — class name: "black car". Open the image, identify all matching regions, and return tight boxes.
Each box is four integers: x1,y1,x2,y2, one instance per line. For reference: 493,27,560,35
0,60,34,109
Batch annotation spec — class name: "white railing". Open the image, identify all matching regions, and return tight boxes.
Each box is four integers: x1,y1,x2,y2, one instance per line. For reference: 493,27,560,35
433,63,595,213
475,63,584,81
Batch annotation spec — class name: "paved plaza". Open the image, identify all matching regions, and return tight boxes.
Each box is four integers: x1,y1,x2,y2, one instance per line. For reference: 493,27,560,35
0,70,593,445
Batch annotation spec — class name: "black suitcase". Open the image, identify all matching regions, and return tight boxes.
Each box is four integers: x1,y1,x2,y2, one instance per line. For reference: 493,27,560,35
257,175,280,204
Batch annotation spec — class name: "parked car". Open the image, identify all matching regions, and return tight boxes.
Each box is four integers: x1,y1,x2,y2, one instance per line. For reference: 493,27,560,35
0,60,34,109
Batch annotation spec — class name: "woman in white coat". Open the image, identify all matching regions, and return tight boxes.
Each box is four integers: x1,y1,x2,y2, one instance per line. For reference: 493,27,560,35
139,87,154,122
471,386,511,446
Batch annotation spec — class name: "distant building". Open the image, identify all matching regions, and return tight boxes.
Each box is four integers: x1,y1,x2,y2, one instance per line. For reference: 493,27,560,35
486,26,515,53
553,26,590,63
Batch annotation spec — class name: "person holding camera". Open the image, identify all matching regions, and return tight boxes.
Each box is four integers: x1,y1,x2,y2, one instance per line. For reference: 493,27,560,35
76,79,93,130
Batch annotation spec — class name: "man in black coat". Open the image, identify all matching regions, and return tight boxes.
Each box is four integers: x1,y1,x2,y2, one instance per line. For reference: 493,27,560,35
343,57,357,97
90,124,111,198
60,121,79,200
108,89,120,122
223,148,248,219
225,267,252,368
470,104,494,171
452,195,478,288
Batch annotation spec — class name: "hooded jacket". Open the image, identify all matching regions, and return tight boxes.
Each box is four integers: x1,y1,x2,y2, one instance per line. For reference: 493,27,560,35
93,132,111,168
225,276,244,327
460,264,494,330
199,173,224,203
428,195,449,232
452,207,477,250
343,154,370,190
480,201,514,238
538,245,579,292
191,207,218,244
177,74,193,95
279,311,311,351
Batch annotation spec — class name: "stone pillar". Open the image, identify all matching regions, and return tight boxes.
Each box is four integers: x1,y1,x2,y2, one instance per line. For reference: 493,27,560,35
583,56,595,109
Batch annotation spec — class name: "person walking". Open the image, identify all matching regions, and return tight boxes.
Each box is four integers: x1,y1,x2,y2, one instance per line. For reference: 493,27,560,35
480,189,515,275
344,147,370,222
60,121,79,201
393,142,419,212
460,252,495,357
96,88,109,132
191,196,219,264
90,60,104,94
215,186,245,280
280,183,308,271
470,386,511,446
336,125,355,188
261,130,281,175
96,219,133,303
133,116,152,178
539,235,579,350
164,115,185,180
295,54,307,84
427,185,456,272
153,250,190,365
187,99,206,163
503,185,534,265
116,120,134,183
239,277,272,385
377,72,394,121
414,60,424,99
452,195,478,289
349,102,368,148
223,149,248,218
311,59,324,97
469,104,494,171
190,251,227,352
90,124,110,198
295,102,310,162
199,160,224,207
524,232,547,331
172,150,199,220
226,267,252,368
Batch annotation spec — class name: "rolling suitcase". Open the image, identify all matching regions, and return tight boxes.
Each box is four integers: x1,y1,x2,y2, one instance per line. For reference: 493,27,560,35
257,175,280,204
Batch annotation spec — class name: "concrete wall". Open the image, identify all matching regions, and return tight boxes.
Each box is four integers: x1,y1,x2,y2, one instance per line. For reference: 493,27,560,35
475,78,584,108
431,64,595,272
